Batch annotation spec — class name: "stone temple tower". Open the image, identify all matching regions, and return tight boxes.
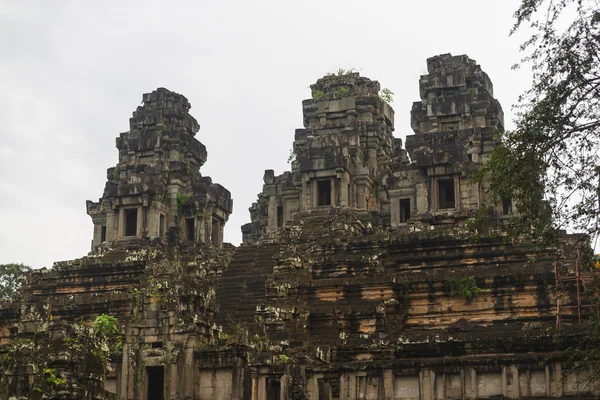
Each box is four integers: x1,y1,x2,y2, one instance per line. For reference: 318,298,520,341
86,88,232,249
243,54,508,243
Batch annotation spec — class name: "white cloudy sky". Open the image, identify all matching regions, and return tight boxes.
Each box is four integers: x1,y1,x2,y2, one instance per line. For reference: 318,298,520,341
0,0,531,268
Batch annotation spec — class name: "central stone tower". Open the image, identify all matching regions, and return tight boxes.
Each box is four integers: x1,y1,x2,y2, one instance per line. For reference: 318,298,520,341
243,72,396,243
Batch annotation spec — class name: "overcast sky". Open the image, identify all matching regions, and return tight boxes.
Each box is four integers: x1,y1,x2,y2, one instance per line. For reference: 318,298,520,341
0,0,531,268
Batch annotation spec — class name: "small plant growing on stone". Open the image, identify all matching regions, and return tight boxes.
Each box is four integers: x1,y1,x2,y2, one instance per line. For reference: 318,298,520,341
336,68,356,76
278,354,289,364
177,193,189,216
446,276,482,299
380,88,394,104
43,368,66,388
336,86,350,96
312,89,325,100
112,164,120,181
361,150,370,164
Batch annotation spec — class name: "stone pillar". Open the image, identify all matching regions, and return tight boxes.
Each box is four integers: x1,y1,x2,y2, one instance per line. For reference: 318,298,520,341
268,195,277,234
107,209,118,242
169,362,177,399
168,185,179,229
420,369,435,400
205,204,215,244
257,374,266,400
119,342,129,400
383,370,394,400
545,365,551,398
250,368,258,400
343,373,356,400
551,363,563,397
506,365,520,398
91,223,102,249
305,374,318,400
416,182,428,213
231,354,245,400
182,336,195,397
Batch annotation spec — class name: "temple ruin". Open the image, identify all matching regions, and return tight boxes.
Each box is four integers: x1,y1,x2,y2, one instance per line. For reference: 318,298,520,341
0,54,597,400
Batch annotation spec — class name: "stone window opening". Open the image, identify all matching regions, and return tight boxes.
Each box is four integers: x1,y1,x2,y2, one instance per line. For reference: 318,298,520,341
185,218,194,241
502,197,513,215
124,208,138,237
438,178,455,209
317,180,331,206
400,199,411,223
151,342,163,349
101,225,107,242
347,184,351,207
146,366,164,400
277,206,283,228
266,376,281,400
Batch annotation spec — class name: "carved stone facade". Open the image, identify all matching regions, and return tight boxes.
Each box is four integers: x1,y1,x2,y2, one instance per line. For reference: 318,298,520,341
0,55,596,400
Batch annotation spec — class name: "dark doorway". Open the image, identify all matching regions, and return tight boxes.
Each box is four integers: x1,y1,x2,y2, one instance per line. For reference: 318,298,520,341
277,206,283,228
400,199,411,223
317,180,331,206
438,179,455,209
185,218,194,241
101,225,107,242
318,379,331,400
124,208,137,237
147,366,164,400
266,377,281,400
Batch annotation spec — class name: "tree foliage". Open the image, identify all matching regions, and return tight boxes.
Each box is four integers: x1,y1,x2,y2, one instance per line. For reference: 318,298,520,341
0,263,31,301
93,314,122,352
478,0,600,245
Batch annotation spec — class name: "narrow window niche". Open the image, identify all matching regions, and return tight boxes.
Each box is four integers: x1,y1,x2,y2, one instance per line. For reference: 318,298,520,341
159,214,165,237
277,205,284,228
317,180,332,206
502,197,513,215
185,218,194,241
438,178,455,209
124,208,138,237
400,198,411,223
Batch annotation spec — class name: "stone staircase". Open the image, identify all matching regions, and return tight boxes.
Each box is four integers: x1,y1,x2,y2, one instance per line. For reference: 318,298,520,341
215,243,279,326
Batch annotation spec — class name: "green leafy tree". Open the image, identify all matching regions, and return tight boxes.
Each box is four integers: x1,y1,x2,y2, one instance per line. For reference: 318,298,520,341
477,0,600,245
93,314,122,352
0,263,31,301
